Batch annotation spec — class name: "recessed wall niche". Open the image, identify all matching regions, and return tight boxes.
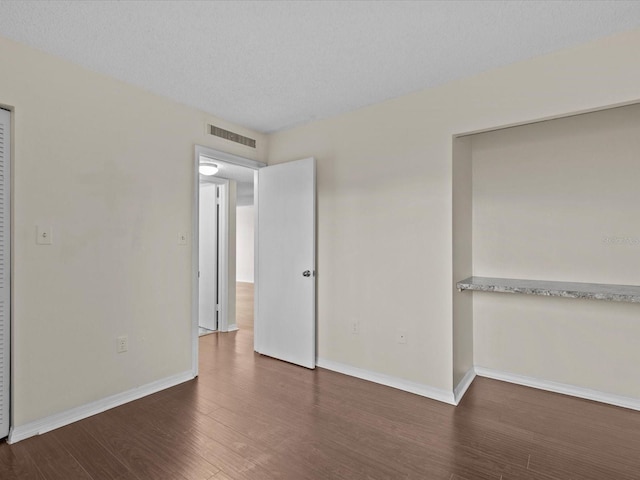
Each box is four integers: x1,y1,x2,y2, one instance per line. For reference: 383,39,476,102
453,103,640,401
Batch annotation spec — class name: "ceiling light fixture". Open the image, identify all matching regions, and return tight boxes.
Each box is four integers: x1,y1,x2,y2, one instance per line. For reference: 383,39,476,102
199,161,219,176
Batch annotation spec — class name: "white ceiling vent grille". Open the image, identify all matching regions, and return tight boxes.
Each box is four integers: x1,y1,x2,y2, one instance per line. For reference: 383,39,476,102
207,124,256,148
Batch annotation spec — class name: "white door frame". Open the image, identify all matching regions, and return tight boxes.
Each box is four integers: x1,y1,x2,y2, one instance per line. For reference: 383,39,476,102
192,146,266,377
199,180,227,332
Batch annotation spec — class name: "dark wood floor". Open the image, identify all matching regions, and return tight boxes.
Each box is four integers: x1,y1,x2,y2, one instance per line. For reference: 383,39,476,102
2,281,640,479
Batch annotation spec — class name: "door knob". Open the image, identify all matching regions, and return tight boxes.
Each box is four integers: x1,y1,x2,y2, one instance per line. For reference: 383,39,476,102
303,270,312,277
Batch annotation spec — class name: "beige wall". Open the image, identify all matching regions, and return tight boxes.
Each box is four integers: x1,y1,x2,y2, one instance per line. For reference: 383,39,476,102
0,35,266,427
268,28,640,393
472,104,640,398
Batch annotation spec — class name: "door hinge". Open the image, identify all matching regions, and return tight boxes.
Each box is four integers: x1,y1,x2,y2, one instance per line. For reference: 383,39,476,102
216,304,221,311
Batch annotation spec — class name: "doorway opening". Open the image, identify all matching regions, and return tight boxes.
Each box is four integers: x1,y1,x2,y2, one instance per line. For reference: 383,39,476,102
192,146,265,376
192,147,317,376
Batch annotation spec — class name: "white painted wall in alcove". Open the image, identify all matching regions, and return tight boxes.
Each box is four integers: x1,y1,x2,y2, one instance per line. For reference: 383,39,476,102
472,104,640,399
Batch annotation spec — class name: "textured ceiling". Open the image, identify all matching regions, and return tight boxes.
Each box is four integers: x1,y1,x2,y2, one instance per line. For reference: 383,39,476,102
1,1,640,133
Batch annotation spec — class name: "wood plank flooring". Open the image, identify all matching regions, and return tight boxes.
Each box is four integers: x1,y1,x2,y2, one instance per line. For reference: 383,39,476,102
2,281,640,479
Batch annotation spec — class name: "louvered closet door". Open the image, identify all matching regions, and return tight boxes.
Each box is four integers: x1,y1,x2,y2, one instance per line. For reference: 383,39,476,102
0,108,10,439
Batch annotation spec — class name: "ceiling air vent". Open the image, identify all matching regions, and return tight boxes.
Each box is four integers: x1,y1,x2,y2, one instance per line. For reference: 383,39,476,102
207,124,256,148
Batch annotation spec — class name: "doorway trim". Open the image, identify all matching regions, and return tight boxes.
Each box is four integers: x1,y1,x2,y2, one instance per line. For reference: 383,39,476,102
192,146,266,377
199,179,228,334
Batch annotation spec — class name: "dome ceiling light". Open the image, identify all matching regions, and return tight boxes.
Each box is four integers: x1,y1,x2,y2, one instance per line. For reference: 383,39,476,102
199,160,219,176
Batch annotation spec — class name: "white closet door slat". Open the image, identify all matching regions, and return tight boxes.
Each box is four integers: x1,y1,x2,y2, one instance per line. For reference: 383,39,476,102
0,108,10,439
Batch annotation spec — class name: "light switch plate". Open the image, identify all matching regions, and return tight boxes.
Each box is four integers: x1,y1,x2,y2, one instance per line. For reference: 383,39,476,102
36,225,53,245
178,232,188,245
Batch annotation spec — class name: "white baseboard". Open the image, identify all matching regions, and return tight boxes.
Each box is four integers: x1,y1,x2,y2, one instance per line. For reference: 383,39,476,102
8,370,194,444
223,324,239,332
475,366,640,412
453,368,476,405
13,361,635,445
316,357,456,405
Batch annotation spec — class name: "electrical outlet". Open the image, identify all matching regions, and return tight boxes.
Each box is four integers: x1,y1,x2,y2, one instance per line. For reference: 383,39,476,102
396,330,407,344
117,335,128,353
350,320,359,335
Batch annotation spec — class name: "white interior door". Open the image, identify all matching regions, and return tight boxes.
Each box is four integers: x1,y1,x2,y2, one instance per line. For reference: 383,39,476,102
256,157,316,369
0,109,10,438
199,183,218,331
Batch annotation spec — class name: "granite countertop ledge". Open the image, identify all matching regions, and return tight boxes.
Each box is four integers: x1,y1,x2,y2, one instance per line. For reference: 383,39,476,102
456,276,640,303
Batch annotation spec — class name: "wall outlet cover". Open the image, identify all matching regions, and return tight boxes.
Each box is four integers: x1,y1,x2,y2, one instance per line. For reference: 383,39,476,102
350,320,359,335
117,335,128,353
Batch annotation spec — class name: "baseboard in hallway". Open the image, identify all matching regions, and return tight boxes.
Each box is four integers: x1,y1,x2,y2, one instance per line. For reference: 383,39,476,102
198,327,216,337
